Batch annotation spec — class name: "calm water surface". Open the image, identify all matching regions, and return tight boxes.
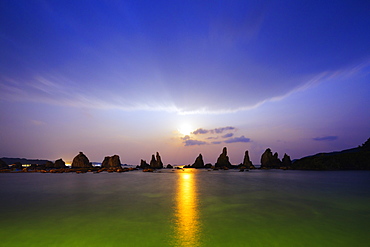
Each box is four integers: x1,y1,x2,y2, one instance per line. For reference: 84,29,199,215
0,169,369,246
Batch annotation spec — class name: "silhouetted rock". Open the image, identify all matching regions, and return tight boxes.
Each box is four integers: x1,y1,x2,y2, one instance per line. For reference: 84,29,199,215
156,152,164,168
205,163,212,168
54,159,66,168
0,159,8,169
45,161,54,168
166,164,173,169
292,138,370,170
192,154,205,168
71,152,92,168
102,157,110,168
149,152,164,169
242,150,255,169
140,159,150,169
215,147,232,168
101,155,121,168
150,155,157,168
260,148,281,169
281,153,292,168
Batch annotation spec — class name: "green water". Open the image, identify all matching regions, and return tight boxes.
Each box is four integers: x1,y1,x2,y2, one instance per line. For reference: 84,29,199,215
0,169,369,246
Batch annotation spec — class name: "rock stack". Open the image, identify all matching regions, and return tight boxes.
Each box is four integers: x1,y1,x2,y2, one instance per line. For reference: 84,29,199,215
242,150,255,169
281,153,292,168
215,147,232,168
54,159,66,168
192,154,205,168
149,155,156,168
101,155,121,169
140,159,150,169
260,148,282,169
71,152,92,168
149,152,164,169
45,161,54,168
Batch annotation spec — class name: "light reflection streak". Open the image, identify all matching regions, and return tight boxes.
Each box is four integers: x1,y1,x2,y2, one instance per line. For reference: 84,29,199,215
173,170,201,247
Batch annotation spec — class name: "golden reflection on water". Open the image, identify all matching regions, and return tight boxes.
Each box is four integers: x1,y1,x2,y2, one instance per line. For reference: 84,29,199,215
173,170,201,247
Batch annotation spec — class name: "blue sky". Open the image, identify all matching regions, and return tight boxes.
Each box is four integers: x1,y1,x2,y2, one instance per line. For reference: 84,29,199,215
1,0,369,165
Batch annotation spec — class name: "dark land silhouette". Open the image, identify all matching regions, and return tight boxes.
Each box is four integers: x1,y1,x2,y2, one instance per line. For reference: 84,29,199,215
291,138,370,170
1,138,369,172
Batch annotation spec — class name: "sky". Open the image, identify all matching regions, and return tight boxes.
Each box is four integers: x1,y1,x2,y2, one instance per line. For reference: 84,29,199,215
1,0,369,165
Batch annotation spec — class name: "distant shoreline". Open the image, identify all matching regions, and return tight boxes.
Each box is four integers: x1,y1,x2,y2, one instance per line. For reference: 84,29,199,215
1,138,369,172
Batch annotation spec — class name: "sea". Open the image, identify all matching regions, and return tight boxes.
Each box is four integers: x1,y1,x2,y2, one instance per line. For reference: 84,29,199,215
0,169,369,247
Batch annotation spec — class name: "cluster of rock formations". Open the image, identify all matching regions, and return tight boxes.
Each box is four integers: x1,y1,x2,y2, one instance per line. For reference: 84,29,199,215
0,158,67,171
260,149,292,169
261,148,279,168
151,152,164,169
184,147,257,170
0,148,293,172
140,152,164,170
0,152,135,173
1,138,369,172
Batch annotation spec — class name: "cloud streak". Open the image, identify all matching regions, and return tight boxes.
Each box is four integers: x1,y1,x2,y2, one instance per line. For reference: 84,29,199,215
183,139,208,146
192,128,209,135
182,133,251,146
1,62,369,116
221,133,234,138
224,136,251,143
192,126,236,135
313,136,338,141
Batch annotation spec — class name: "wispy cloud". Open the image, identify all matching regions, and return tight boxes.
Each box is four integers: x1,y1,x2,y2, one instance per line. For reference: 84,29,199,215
183,139,207,146
2,61,368,115
0,75,180,112
192,126,236,135
182,134,251,147
192,128,209,135
214,126,235,133
221,133,233,138
224,136,251,143
182,126,243,146
313,136,338,141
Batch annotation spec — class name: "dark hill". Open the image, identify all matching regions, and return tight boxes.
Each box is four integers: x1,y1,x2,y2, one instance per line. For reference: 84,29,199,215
292,138,370,170
0,157,51,166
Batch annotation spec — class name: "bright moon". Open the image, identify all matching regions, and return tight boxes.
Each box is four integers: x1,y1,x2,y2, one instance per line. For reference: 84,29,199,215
178,124,193,136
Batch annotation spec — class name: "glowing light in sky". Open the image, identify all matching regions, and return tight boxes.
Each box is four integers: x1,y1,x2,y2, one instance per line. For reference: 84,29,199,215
178,124,194,136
